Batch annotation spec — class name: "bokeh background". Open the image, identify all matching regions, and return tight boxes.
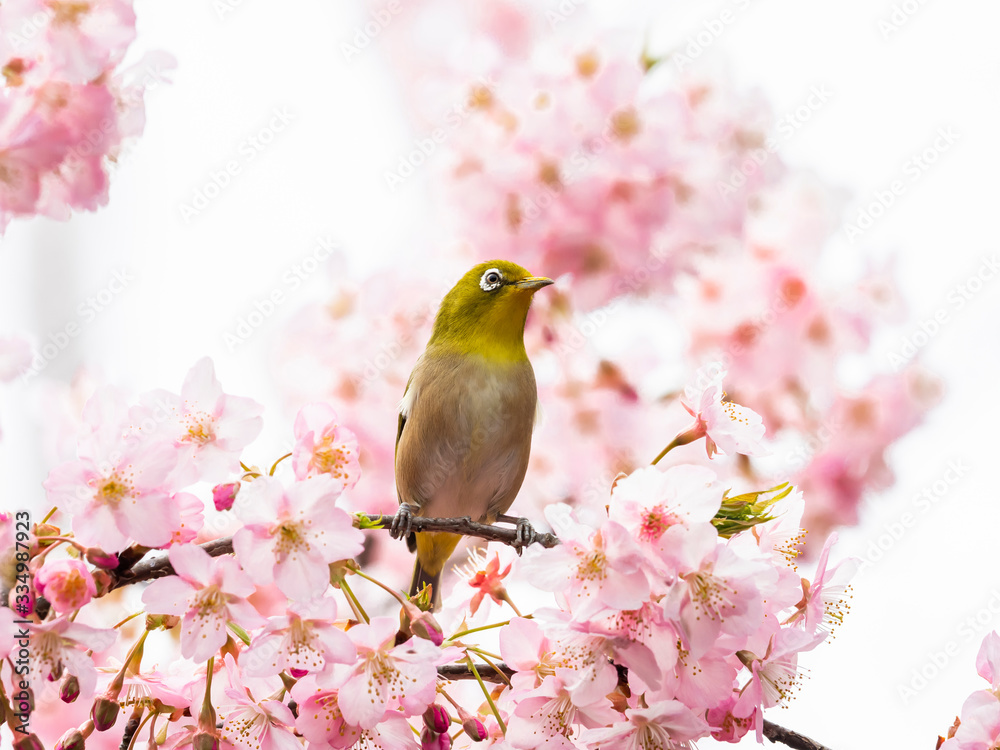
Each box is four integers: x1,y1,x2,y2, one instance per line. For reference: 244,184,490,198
2,1,998,747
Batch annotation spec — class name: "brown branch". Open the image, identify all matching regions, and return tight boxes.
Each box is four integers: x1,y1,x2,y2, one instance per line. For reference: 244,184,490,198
106,538,234,592
105,512,556,591
357,513,560,549
763,719,832,750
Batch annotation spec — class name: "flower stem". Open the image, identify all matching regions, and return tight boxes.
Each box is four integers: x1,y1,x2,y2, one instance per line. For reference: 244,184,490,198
339,579,370,623
651,425,702,465
352,567,406,606
269,452,293,476
449,619,512,641
466,657,506,734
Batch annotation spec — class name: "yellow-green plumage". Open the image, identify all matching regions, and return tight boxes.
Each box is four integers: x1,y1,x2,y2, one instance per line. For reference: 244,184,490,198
393,260,553,604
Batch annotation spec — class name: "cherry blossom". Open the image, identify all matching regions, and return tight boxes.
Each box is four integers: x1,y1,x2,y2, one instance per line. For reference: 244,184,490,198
520,503,650,617
141,543,264,662
577,699,710,750
134,358,263,485
329,616,446,729
43,387,180,551
218,655,300,750
679,364,767,458
292,402,361,489
28,615,116,699
34,558,96,613
240,598,356,678
231,475,364,601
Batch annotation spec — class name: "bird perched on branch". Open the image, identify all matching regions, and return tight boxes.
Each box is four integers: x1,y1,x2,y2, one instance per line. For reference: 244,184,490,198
390,260,553,607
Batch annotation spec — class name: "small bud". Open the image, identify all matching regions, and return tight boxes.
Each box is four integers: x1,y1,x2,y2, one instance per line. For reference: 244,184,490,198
211,482,240,511
423,704,451,734
288,668,309,679
13,733,44,750
61,674,80,703
55,728,85,750
192,731,220,750
402,600,444,646
85,548,119,569
462,716,488,742
421,726,452,750
91,696,119,731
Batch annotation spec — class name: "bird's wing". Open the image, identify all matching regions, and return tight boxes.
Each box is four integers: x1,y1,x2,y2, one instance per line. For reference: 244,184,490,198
395,370,417,459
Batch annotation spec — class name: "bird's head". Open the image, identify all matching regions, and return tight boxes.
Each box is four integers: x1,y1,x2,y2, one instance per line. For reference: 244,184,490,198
429,260,554,362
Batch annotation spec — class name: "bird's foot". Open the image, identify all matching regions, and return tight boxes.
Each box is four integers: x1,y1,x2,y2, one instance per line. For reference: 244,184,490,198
496,514,537,553
391,504,417,540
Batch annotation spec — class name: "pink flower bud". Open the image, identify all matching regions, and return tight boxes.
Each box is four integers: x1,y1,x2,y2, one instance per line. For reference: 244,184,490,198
420,726,452,750
55,728,86,750
13,733,44,750
423,704,451,734
85,548,119,569
288,668,309,678
462,716,488,742
91,696,119,731
60,675,80,703
36,559,96,613
212,482,240,511
403,600,444,646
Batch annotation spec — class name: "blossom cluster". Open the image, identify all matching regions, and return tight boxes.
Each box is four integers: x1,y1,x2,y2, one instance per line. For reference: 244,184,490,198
272,1,939,549
0,357,858,750
0,0,171,234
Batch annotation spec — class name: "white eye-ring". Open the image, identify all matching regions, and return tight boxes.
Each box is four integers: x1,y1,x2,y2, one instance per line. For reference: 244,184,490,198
480,268,503,291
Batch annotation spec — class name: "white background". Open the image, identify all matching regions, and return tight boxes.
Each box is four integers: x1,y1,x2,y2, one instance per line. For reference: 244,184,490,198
1,1,998,748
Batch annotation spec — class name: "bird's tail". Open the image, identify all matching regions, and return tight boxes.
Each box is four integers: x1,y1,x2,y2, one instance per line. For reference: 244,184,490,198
409,531,462,609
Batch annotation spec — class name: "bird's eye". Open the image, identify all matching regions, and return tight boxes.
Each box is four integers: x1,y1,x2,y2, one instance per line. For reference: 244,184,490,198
480,268,503,292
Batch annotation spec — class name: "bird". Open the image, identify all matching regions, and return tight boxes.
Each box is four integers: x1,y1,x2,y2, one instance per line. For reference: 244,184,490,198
390,260,553,606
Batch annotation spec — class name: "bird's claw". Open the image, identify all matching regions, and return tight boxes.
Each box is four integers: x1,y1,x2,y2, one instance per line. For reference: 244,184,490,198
496,514,537,554
391,504,416,540
514,517,537,551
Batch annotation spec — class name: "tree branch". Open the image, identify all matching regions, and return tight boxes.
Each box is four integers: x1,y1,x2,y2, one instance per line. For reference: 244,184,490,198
105,512,557,591
356,513,560,549
763,719,832,750
106,538,234,592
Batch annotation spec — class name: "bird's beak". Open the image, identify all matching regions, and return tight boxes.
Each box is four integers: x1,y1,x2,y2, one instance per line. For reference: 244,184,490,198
515,276,555,291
